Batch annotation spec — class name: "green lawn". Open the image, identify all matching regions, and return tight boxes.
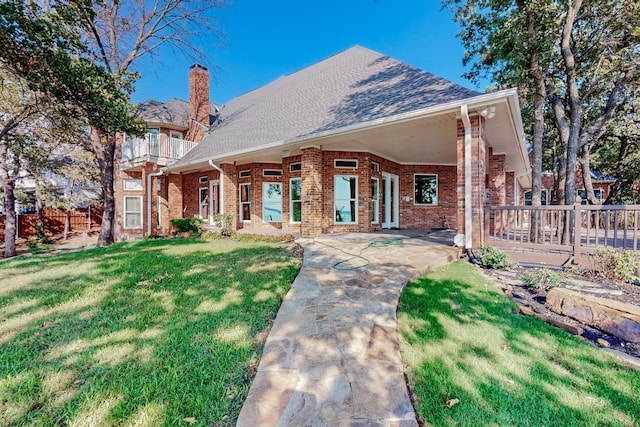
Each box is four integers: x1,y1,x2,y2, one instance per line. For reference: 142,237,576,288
398,262,640,427
0,238,301,426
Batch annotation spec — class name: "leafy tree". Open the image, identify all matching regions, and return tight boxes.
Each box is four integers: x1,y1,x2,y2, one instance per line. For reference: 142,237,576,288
1,0,224,248
445,0,639,209
0,68,50,257
0,0,145,250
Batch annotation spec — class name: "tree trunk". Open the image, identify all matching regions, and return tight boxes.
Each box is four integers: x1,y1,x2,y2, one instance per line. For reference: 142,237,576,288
578,146,598,204
604,136,632,205
90,127,117,246
0,140,17,258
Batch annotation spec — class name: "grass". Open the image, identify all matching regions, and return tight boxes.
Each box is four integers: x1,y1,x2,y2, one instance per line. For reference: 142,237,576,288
398,262,640,427
0,238,301,426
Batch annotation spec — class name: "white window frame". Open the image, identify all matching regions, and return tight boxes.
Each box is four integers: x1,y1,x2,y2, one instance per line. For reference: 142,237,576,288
290,178,302,224
123,179,143,191
123,196,143,229
334,175,358,224
262,169,283,177
334,159,358,169
524,189,549,206
289,162,301,172
239,169,251,178
169,130,183,140
414,174,438,206
577,188,602,205
371,161,379,172
262,182,283,222
371,177,379,224
199,176,208,184
156,195,162,227
239,183,251,222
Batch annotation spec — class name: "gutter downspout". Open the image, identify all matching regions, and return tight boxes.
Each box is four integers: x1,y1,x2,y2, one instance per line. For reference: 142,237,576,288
461,104,473,250
461,105,482,265
208,160,224,214
147,170,164,236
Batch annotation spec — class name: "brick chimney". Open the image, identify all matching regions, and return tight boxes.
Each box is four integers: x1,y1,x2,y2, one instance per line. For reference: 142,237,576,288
188,63,210,142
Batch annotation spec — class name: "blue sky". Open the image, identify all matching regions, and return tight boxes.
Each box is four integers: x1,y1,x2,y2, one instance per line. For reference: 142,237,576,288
131,0,488,105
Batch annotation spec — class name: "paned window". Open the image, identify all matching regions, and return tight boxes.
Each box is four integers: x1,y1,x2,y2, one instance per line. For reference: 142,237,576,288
289,162,302,172
371,178,379,223
414,174,438,205
290,178,302,223
240,183,251,221
524,189,548,206
335,176,357,223
123,179,143,191
263,183,282,222
124,196,142,229
334,159,358,168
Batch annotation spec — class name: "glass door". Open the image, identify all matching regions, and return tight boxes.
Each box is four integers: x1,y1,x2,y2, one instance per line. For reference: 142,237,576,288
381,172,399,229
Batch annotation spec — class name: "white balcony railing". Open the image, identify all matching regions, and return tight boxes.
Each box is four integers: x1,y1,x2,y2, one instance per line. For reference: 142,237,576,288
121,133,197,163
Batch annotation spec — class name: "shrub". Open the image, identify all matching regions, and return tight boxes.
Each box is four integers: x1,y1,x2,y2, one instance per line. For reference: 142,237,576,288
592,247,639,284
521,268,563,291
170,218,203,235
475,246,516,269
213,213,233,237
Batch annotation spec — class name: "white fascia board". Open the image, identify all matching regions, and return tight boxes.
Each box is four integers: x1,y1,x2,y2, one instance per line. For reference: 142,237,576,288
165,89,525,172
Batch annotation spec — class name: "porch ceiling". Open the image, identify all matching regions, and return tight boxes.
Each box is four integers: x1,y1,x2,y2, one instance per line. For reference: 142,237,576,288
164,90,531,188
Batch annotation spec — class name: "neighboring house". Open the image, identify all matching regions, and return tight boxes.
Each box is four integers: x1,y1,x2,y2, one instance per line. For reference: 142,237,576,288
114,46,531,249
524,168,615,205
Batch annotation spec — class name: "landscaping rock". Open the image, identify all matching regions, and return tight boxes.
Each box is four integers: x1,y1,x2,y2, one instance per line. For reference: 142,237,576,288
546,288,640,343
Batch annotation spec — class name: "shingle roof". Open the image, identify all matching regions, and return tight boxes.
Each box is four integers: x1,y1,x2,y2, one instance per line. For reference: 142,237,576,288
174,45,479,165
136,98,190,127
136,98,221,129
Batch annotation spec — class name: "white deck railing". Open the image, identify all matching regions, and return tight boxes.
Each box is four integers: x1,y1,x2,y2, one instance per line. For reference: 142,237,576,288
121,133,197,162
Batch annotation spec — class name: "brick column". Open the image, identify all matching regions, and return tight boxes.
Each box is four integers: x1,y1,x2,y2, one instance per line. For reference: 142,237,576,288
167,173,184,232
301,146,323,238
456,115,487,247
505,172,515,205
221,163,238,231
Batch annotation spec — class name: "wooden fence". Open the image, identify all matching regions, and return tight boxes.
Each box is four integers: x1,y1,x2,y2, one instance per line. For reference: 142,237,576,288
486,204,640,265
0,207,102,240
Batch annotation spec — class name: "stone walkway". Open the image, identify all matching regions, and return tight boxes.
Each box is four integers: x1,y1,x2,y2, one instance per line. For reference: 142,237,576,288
237,230,459,426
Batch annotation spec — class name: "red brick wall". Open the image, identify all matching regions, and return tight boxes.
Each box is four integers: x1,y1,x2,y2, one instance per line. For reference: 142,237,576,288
301,147,323,237
456,115,486,247
487,148,507,206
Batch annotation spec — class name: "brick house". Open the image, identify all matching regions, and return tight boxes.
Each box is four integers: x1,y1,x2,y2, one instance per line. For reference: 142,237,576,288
115,46,531,249
527,169,614,205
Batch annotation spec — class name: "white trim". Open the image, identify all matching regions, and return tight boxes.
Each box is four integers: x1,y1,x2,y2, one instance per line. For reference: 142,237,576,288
165,89,523,173
413,173,438,206
199,176,208,184
262,182,283,223
371,177,379,224
334,159,358,169
208,161,224,215
239,169,251,178
381,172,399,229
334,175,358,224
262,169,283,177
239,182,251,222
289,162,302,172
290,178,302,224
371,161,379,172
123,179,143,191
198,187,209,219
124,195,143,229
461,104,473,249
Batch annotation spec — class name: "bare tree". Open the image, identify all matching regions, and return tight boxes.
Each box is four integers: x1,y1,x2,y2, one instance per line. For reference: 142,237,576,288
77,0,225,246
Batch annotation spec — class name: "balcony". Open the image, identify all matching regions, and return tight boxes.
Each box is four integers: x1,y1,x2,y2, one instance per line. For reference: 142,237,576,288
120,133,197,168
